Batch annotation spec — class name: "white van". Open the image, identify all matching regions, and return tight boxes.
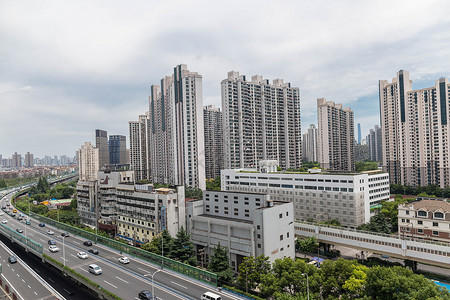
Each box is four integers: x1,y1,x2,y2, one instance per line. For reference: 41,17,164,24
201,291,222,300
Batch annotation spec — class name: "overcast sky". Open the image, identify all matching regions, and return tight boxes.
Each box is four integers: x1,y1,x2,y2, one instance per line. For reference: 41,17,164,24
1,0,450,158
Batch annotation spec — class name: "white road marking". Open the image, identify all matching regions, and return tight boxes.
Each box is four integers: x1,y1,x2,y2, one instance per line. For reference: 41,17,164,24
70,254,77,258
171,281,187,289
103,280,118,289
47,278,54,283
17,274,20,277
115,276,129,284
22,279,25,282
11,268,14,272
138,267,152,273
28,285,31,289
28,233,33,236
34,292,38,296
78,267,88,273
39,238,46,243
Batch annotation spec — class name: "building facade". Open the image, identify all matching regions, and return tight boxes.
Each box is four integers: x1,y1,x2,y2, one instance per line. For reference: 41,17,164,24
221,71,302,171
78,142,99,181
302,124,318,162
221,164,390,227
204,105,224,179
149,65,206,189
317,98,355,171
380,70,450,188
129,113,150,181
109,135,127,165
11,152,22,168
398,199,450,243
76,180,99,228
367,125,382,162
187,191,294,271
96,129,109,169
24,152,34,167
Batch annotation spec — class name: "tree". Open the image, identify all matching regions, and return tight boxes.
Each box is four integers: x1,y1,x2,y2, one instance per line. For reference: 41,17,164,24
37,177,49,193
357,212,391,234
342,265,369,299
170,227,197,265
206,177,221,191
296,236,318,254
185,186,202,199
208,243,233,285
141,230,173,256
355,161,378,172
237,255,271,291
0,179,6,188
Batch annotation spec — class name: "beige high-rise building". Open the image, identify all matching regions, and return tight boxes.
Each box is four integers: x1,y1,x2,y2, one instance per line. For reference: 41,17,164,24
380,70,450,187
204,105,223,179
302,124,318,162
11,152,22,168
78,142,99,181
149,65,205,189
317,98,355,171
222,71,302,170
24,152,34,167
129,113,150,182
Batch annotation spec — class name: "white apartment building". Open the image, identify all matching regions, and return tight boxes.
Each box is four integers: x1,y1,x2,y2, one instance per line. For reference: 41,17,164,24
221,71,302,171
317,98,355,171
187,191,294,272
204,105,224,180
78,142,99,181
129,113,150,181
149,65,206,189
398,199,450,243
380,70,450,188
221,162,390,227
302,124,318,162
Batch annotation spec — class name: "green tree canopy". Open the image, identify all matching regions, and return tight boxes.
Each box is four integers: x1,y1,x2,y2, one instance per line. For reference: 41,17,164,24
170,227,197,265
208,243,233,285
237,255,271,291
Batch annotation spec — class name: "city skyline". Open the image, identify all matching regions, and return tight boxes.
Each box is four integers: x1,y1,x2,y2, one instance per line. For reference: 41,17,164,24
1,1,450,156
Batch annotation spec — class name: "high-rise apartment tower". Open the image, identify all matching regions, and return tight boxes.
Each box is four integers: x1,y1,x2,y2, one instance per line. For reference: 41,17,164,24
95,129,109,168
367,125,382,162
221,71,302,170
109,135,127,165
317,98,355,171
302,124,318,162
129,113,150,182
204,105,224,179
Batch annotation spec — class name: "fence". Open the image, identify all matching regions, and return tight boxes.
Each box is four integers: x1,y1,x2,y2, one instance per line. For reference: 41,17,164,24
0,223,43,255
30,212,218,285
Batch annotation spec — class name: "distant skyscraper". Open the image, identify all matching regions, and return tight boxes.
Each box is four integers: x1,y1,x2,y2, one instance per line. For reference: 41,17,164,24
222,71,302,170
357,123,361,144
129,114,150,181
0,154,2,166
12,152,22,168
317,98,355,171
380,70,450,187
302,124,318,162
204,105,224,179
109,135,127,165
78,142,99,181
95,129,109,168
149,64,205,189
24,152,34,167
367,125,382,162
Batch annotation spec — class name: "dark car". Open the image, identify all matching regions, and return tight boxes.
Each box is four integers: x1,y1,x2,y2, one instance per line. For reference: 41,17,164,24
138,290,153,300
88,249,99,255
83,240,93,246
38,223,45,227
16,228,24,233
48,240,56,245
8,256,17,264
61,232,70,237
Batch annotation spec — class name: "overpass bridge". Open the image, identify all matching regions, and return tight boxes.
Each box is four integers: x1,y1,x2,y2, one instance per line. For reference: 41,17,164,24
294,221,450,268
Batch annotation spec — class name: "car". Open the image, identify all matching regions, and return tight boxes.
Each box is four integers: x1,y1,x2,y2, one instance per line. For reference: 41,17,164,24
17,216,23,221
2,220,7,224
88,249,99,255
48,240,56,245
12,209,17,213
8,256,17,264
83,240,93,246
118,256,130,264
49,245,60,253
1,206,6,209
61,232,70,237
138,290,153,300
77,251,88,259
88,264,102,275
0,212,3,216
26,220,31,225
16,228,23,233
47,230,54,235
39,222,45,227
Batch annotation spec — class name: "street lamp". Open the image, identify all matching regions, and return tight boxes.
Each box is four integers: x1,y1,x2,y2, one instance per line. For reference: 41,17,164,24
144,269,161,300
302,273,309,300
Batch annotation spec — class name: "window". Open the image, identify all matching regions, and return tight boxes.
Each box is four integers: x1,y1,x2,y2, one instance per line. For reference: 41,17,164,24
406,211,409,215
433,222,438,227
418,210,427,217
418,220,423,225
280,235,283,241
417,229,423,234
279,213,282,219
434,212,444,219
432,231,439,236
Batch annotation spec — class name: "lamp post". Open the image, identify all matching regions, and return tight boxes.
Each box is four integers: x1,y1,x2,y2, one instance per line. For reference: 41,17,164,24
302,273,309,300
144,269,161,300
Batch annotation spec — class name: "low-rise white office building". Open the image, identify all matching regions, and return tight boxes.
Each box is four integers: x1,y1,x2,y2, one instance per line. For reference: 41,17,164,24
187,190,294,272
221,161,389,227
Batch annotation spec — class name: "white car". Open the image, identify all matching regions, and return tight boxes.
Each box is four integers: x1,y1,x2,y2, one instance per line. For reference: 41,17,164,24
0,212,4,216
118,256,130,264
47,230,54,235
1,220,7,224
88,264,102,275
77,251,88,259
49,245,60,253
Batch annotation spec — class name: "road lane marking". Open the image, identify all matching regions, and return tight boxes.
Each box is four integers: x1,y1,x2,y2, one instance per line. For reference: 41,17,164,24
34,292,38,296
11,268,14,271
28,285,31,289
103,280,118,289
171,281,187,289
47,278,54,283
28,233,33,236
39,238,46,243
22,279,25,282
115,276,129,284
138,267,152,273
70,254,77,258
17,274,20,277
78,267,89,273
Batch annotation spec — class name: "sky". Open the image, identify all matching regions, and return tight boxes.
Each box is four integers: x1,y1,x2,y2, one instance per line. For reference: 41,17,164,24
1,0,450,158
